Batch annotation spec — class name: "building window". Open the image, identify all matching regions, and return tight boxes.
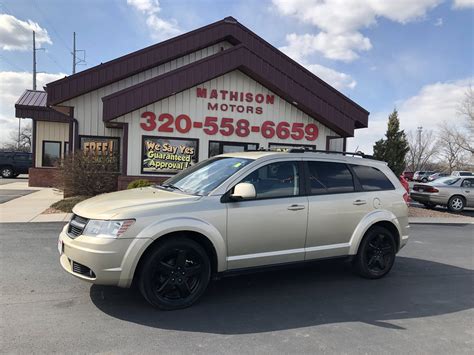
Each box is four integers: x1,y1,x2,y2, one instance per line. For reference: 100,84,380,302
79,136,120,171
42,141,61,167
142,136,199,174
208,141,259,157
269,142,316,152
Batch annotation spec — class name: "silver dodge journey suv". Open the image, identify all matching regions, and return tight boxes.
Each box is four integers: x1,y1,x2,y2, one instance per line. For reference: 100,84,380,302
58,150,409,310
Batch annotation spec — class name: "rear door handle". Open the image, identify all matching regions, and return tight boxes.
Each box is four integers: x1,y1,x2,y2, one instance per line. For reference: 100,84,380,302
353,199,367,206
288,204,305,211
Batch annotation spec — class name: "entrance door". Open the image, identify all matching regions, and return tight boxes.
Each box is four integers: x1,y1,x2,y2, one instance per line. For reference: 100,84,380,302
226,160,308,269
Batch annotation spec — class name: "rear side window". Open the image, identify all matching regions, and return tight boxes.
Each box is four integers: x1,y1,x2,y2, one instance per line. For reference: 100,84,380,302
351,165,395,191
307,161,354,194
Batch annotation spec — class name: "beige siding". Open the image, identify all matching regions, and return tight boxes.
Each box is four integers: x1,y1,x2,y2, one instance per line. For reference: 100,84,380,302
62,41,233,138
116,70,340,176
35,121,69,167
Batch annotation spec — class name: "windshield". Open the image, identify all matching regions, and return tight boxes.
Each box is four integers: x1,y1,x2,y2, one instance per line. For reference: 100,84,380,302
162,157,253,195
436,177,460,185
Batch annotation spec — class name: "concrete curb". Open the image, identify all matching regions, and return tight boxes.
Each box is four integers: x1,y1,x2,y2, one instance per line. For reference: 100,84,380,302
409,217,474,225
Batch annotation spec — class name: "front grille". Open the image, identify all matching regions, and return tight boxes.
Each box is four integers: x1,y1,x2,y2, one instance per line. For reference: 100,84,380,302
67,214,89,238
71,260,96,278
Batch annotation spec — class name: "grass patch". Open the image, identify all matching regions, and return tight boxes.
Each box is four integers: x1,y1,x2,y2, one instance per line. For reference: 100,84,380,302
50,196,89,213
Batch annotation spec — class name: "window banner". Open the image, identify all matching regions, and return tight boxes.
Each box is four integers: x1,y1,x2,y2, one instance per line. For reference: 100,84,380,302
142,136,198,174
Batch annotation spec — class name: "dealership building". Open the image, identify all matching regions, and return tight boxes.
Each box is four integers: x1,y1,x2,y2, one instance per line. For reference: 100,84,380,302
15,17,369,189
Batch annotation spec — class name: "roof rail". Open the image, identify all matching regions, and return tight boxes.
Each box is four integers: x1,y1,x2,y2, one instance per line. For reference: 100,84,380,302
287,147,377,159
251,146,377,159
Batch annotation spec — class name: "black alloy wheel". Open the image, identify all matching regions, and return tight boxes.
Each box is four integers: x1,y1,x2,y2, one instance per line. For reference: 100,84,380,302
1,167,14,178
139,237,211,310
353,226,396,279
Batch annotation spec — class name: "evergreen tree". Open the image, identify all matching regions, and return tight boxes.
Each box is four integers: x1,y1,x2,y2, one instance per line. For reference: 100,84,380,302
372,109,409,176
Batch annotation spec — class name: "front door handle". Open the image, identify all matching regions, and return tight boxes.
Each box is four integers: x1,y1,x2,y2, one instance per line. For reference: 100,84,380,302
288,204,305,211
353,199,367,206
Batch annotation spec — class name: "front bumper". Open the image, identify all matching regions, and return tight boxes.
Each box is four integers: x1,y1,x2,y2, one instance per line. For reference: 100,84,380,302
58,225,148,288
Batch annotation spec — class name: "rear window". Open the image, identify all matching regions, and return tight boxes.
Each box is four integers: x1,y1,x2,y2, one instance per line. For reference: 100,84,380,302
307,161,355,194
351,165,395,191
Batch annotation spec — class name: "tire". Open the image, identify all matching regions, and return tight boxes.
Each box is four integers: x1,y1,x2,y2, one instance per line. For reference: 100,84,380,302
422,178,428,183
138,237,211,310
353,226,396,279
447,195,465,212
423,203,436,209
1,167,14,178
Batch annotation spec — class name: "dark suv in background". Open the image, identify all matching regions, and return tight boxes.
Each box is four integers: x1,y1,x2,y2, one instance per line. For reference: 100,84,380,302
0,151,32,178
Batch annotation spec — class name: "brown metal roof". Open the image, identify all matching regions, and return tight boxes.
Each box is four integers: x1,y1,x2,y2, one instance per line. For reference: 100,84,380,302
45,17,368,131
103,45,358,137
15,90,47,107
15,90,71,122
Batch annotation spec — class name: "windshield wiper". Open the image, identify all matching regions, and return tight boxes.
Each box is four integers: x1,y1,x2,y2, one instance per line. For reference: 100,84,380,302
161,184,183,192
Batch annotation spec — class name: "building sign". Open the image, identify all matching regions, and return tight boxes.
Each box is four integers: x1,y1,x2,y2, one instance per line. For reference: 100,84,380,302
140,112,319,141
142,136,198,174
80,136,120,170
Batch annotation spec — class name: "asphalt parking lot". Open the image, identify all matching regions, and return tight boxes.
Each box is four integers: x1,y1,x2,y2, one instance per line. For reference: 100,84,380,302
1,223,473,354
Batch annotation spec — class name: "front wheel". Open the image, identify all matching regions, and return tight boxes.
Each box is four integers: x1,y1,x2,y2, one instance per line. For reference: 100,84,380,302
353,226,396,279
138,237,211,310
1,167,14,178
447,196,465,212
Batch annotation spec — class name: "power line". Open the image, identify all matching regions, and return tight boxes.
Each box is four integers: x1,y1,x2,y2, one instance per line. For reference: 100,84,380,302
0,54,29,72
32,0,72,53
44,50,68,73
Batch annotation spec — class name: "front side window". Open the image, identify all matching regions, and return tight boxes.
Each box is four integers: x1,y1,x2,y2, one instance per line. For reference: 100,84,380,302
351,165,395,191
42,141,61,167
461,178,474,187
163,157,253,195
241,161,300,199
307,161,354,194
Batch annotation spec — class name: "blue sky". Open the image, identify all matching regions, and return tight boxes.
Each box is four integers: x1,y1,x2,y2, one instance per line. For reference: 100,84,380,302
1,0,473,152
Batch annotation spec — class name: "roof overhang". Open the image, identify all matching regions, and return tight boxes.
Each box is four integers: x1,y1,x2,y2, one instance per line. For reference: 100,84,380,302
15,90,71,123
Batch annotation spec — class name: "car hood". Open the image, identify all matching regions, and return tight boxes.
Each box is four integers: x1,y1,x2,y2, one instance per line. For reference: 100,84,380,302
73,187,200,219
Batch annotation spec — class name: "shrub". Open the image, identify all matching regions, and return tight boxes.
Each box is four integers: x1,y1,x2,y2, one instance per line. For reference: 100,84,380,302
127,179,151,189
57,152,119,197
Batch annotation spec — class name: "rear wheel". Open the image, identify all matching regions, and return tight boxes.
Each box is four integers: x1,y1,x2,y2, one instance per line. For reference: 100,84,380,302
138,237,211,310
353,226,396,279
1,167,14,178
422,177,428,183
447,196,465,212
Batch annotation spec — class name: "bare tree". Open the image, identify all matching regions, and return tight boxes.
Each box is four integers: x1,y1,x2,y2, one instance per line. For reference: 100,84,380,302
406,129,438,171
456,85,474,154
0,122,32,152
437,122,470,173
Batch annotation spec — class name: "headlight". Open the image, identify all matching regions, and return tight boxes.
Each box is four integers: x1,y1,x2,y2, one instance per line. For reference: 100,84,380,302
82,219,135,238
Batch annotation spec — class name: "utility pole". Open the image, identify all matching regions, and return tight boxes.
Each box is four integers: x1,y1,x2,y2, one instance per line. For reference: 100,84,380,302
72,32,86,74
33,31,36,90
72,31,76,74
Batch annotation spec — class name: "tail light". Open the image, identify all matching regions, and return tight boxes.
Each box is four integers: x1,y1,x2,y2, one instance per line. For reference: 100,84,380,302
424,187,439,193
403,192,409,205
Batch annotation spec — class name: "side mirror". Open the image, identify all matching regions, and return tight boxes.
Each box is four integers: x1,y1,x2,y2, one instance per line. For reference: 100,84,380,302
230,182,256,200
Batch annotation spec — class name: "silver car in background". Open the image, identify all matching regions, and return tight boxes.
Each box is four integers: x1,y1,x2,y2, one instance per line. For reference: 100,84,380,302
410,176,474,211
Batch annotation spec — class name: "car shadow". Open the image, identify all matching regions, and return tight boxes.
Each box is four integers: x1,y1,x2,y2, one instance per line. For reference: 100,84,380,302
90,257,473,334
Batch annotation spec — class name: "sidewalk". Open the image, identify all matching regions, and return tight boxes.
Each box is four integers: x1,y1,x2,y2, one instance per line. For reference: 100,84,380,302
0,181,70,223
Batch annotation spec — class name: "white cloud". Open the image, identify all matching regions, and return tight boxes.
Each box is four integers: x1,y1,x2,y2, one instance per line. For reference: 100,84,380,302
453,0,474,8
127,0,181,41
434,17,444,26
0,71,65,144
281,32,371,62
305,63,356,90
0,14,52,51
272,0,441,62
348,77,473,154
